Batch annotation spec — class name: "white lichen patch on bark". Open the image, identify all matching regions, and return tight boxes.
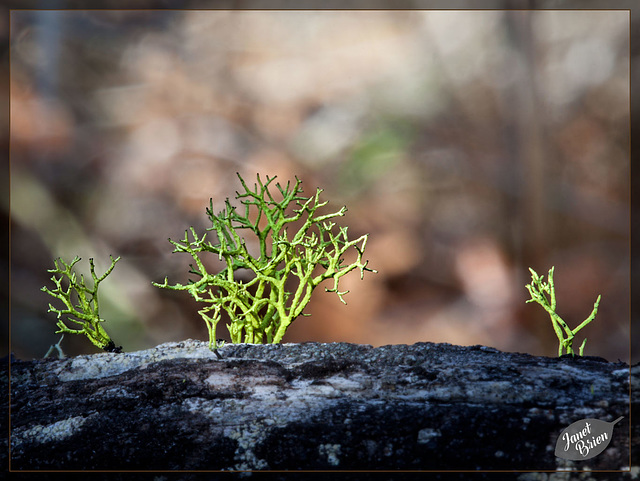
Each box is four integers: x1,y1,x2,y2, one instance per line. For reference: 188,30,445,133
318,443,342,466
56,340,217,381
12,415,91,448
224,424,269,471
417,428,441,444
323,374,369,391
204,371,238,390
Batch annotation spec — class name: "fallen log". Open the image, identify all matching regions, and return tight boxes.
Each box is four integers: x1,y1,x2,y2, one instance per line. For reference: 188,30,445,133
5,340,637,478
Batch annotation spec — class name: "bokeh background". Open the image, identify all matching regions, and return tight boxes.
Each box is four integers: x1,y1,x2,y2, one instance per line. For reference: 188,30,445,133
9,9,630,361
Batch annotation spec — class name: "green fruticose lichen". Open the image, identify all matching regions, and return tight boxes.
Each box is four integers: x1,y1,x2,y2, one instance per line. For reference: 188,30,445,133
43,334,66,359
154,172,376,349
41,255,123,353
525,266,601,357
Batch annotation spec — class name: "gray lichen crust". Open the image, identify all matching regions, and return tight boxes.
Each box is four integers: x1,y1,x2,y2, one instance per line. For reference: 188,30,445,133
12,415,92,449
8,341,634,474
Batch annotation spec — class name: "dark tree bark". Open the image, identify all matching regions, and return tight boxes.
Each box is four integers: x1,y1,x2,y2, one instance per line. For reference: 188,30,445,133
5,341,636,478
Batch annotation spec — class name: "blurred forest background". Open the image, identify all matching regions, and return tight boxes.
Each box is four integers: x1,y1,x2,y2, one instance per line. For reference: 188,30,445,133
8,9,630,361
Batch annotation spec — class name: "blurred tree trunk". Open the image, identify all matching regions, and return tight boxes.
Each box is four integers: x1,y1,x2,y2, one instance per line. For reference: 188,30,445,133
502,9,548,272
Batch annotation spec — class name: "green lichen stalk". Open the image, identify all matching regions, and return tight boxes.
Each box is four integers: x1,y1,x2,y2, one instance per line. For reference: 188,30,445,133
525,266,601,357
154,173,376,349
41,255,122,353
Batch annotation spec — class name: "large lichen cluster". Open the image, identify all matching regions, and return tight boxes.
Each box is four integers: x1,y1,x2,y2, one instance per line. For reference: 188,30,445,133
154,173,376,349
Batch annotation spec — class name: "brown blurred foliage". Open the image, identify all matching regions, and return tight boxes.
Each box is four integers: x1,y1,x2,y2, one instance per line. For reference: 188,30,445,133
9,10,630,361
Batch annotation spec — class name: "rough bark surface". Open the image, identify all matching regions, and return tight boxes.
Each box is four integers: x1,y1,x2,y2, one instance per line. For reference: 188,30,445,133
5,340,637,479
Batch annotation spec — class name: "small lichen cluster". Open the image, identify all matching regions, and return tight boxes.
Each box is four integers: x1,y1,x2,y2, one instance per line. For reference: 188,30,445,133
41,256,122,353
525,266,601,357
154,173,376,349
